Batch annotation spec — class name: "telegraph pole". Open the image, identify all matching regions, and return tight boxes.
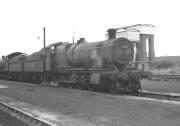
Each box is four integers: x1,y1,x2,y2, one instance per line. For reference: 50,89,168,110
43,27,47,83
72,32,75,43
43,27,46,49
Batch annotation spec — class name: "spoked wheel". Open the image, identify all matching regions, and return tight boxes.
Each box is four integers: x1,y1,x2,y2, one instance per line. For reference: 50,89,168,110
59,82,65,88
133,88,139,93
77,84,84,90
109,82,120,94
133,82,141,92
49,81,59,87
87,84,95,91
54,81,59,87
19,74,23,82
67,83,74,89
77,76,85,90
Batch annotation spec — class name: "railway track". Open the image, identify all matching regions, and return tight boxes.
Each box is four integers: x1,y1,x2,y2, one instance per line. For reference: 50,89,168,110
54,83,180,102
0,102,56,126
125,90,180,102
48,82,180,102
0,80,180,126
22,80,180,102
65,86,180,102
152,74,180,81
2,79,180,105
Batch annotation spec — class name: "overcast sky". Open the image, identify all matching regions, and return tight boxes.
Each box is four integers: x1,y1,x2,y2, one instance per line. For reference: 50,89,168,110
0,0,179,57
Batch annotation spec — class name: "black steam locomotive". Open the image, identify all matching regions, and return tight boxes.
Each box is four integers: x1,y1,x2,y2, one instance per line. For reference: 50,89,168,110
0,29,142,93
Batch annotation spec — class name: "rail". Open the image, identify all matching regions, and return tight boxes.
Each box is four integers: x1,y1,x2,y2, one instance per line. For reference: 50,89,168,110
152,74,180,80
0,102,56,126
137,91,180,101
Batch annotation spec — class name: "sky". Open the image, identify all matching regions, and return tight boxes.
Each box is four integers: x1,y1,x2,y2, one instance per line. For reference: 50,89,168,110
0,0,180,57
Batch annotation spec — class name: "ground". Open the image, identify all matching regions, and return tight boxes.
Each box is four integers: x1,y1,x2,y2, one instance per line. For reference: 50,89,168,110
0,80,180,126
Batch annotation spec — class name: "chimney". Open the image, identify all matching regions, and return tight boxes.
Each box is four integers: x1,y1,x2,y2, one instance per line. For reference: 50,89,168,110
79,38,85,41
2,56,5,60
107,28,117,39
77,38,86,44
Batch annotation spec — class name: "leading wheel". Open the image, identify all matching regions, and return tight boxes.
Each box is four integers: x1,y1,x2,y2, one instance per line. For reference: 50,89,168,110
87,84,95,91
77,84,84,90
109,82,120,94
133,82,142,92
67,83,74,89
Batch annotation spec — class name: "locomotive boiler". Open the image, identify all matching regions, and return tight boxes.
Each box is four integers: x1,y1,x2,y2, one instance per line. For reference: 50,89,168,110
0,28,142,93
66,37,134,69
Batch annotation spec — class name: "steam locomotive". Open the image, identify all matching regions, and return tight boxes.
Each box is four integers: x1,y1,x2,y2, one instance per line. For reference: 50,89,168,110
0,29,142,93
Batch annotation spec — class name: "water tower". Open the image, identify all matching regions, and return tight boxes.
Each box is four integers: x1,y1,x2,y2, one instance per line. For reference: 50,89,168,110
106,24,155,72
